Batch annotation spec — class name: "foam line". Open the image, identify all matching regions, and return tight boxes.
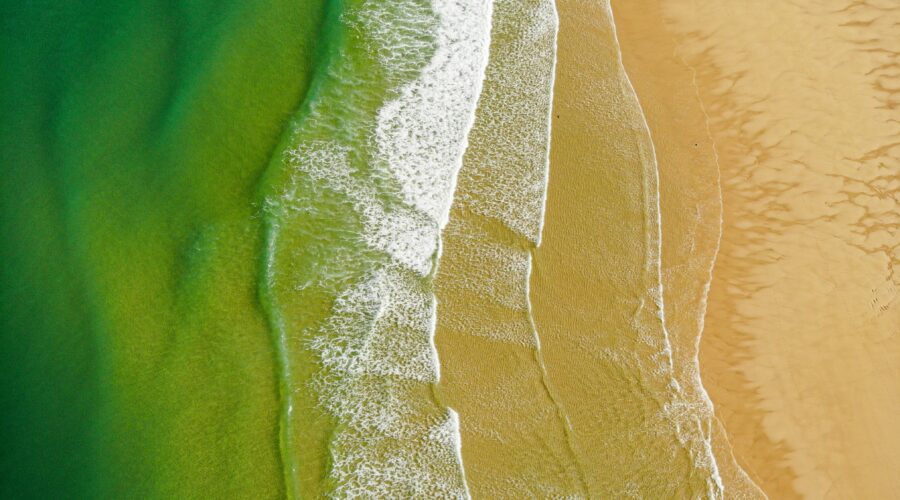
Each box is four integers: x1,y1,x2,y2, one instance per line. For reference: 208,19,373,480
605,1,726,496
535,0,560,246
301,0,493,496
675,37,770,500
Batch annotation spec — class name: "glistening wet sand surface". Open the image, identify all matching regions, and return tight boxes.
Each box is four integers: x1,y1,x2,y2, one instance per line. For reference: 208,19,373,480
529,0,726,496
434,0,585,496
611,0,765,496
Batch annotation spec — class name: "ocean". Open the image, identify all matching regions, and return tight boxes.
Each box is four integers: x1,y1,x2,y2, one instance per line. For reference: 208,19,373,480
2,0,328,496
2,0,764,497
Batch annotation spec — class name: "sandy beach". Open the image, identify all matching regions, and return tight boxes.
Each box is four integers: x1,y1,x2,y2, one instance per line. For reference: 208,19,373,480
529,0,728,495
6,0,896,496
614,1,900,497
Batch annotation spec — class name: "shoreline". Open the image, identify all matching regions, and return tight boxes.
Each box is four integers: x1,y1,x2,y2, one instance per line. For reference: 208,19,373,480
530,0,726,495
610,0,770,496
614,1,900,497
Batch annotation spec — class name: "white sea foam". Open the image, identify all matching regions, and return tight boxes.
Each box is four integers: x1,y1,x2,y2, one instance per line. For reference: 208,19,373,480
350,0,435,78
281,0,493,496
306,264,470,497
308,266,438,381
453,0,558,243
376,0,494,230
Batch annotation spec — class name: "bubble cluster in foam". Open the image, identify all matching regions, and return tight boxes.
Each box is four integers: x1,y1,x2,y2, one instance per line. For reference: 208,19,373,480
308,266,438,382
286,141,439,277
308,266,469,498
349,0,436,78
375,0,494,228
454,0,559,243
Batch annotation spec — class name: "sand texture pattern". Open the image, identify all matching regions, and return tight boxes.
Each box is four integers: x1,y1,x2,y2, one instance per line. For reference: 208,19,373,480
615,1,900,497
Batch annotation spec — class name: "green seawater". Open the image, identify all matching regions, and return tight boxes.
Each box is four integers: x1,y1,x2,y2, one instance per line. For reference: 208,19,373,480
1,0,331,496
0,0,470,495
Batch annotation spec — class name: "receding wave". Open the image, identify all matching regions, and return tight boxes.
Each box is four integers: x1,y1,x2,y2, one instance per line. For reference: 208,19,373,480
259,0,492,496
433,0,591,496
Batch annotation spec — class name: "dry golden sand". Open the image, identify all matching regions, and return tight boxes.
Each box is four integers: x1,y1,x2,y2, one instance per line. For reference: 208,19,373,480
615,0,900,498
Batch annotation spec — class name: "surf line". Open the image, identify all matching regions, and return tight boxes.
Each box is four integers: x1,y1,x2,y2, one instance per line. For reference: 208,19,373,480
672,21,769,499
256,1,343,493
346,0,496,496
605,0,727,496
421,0,496,497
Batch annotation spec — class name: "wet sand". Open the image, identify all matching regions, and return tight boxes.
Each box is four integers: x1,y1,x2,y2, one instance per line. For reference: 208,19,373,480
435,215,586,498
610,1,766,496
433,1,585,496
614,1,900,497
438,0,731,495
529,0,724,496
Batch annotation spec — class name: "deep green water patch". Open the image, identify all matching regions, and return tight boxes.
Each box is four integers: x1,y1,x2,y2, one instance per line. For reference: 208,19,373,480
1,0,328,497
